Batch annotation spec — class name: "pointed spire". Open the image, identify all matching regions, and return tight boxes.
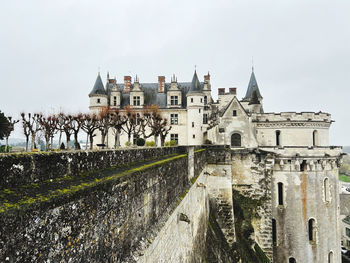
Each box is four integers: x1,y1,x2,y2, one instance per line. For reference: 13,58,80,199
107,71,110,79
89,73,106,95
189,70,201,93
243,68,262,101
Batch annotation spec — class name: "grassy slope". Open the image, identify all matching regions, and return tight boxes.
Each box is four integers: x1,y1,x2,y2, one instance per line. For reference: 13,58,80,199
339,174,350,183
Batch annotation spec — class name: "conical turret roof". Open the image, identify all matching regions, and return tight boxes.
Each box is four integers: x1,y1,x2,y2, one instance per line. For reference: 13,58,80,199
188,70,202,93
89,73,106,96
243,70,262,101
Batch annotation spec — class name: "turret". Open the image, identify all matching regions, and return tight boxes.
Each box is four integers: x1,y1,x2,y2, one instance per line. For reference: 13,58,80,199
89,73,108,112
186,70,204,145
241,68,263,112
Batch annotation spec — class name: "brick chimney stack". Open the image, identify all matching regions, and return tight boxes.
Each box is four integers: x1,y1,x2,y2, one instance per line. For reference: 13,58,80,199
204,72,210,83
124,76,131,93
218,88,225,95
158,76,165,93
229,88,237,95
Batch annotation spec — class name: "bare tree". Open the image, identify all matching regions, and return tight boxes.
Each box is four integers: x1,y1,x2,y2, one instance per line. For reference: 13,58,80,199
38,114,59,151
81,113,99,150
61,114,75,150
97,107,114,147
72,113,83,150
122,106,141,145
3,116,19,152
56,112,65,148
110,109,127,148
21,113,42,151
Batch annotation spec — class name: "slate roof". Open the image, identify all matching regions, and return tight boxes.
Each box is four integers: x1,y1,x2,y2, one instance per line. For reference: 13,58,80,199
89,74,107,96
188,70,202,93
243,71,262,101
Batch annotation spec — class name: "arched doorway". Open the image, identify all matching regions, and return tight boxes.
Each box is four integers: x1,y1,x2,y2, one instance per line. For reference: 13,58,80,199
231,133,241,147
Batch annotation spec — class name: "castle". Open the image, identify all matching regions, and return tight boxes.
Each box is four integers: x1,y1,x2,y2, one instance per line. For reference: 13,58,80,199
89,70,342,262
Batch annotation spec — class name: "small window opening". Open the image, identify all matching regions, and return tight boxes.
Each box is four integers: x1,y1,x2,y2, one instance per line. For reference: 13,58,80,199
300,160,307,172
289,258,296,263
192,122,194,128
308,218,316,242
193,134,195,139
278,182,283,206
113,96,117,106
191,98,193,103
204,96,207,105
199,109,201,113
272,219,277,246
97,98,101,104
313,130,318,146
200,98,203,103
233,110,237,116
324,178,330,202
328,251,333,263
276,130,281,146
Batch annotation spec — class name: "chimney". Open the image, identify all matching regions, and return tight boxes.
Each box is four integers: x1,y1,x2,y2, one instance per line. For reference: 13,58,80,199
229,88,237,95
204,72,210,83
158,76,165,93
124,76,131,93
218,88,225,95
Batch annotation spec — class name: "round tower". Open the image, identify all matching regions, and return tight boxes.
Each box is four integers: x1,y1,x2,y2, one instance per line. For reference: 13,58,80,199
89,73,108,113
186,70,204,145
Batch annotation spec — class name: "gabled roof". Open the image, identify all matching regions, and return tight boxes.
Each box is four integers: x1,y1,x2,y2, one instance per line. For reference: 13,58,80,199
188,70,202,93
219,96,248,117
243,70,262,101
89,74,107,96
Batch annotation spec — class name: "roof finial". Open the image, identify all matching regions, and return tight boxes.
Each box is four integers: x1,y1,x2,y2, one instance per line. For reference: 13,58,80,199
252,56,254,72
194,64,197,72
98,66,100,75
107,71,110,79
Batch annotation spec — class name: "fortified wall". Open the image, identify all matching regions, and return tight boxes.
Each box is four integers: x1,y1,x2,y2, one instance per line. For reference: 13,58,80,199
0,145,343,262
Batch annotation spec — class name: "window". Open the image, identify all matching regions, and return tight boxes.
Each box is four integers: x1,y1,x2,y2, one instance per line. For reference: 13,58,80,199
171,96,178,105
308,218,316,242
192,122,194,128
97,98,101,104
346,228,350,238
328,251,333,263
233,110,237,116
204,96,208,105
276,130,281,146
113,96,117,106
289,258,296,263
170,134,178,144
191,98,193,103
278,182,283,206
199,109,201,113
347,240,350,247
203,114,208,124
193,134,195,139
200,98,203,103
231,133,241,147
170,114,178,125
324,178,330,202
300,160,307,172
313,130,318,146
133,96,140,106
272,219,277,246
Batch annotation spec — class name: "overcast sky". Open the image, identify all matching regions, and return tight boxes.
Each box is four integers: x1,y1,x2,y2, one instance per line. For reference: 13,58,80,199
1,0,349,145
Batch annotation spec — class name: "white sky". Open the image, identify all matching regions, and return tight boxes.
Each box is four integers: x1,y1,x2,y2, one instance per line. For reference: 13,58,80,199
1,0,349,145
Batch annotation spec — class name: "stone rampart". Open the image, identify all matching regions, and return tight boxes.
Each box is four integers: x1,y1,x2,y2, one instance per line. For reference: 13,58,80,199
0,147,207,262
0,147,184,188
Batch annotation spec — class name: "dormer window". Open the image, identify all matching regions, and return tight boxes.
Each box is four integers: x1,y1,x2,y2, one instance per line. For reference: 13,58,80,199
133,96,140,106
171,96,178,105
97,98,101,104
233,110,237,116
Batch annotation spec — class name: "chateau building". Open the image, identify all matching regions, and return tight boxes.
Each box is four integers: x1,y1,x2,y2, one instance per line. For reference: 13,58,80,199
89,69,342,262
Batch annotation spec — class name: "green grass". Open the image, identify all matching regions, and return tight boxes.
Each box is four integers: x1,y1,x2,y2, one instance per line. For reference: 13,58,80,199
339,174,350,182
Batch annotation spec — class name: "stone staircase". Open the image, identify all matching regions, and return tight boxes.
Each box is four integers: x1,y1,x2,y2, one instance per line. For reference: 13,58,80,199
215,194,235,247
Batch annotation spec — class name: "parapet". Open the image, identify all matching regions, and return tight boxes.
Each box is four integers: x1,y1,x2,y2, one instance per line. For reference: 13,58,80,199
253,112,332,123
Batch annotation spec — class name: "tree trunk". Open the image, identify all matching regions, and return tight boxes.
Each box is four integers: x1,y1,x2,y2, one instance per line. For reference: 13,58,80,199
114,131,120,149
66,134,71,150
160,136,166,147
58,130,62,147
85,132,89,150
101,131,106,145
89,134,94,150
127,134,131,146
5,137,9,152
45,135,50,151
74,132,80,150
50,136,54,150
25,136,29,152
31,133,36,150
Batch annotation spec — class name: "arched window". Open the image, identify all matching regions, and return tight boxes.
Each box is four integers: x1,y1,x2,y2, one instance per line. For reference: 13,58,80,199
324,178,330,202
289,258,296,263
272,219,277,246
276,130,281,146
278,182,284,206
231,133,241,147
308,218,316,242
328,251,333,263
313,130,318,146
